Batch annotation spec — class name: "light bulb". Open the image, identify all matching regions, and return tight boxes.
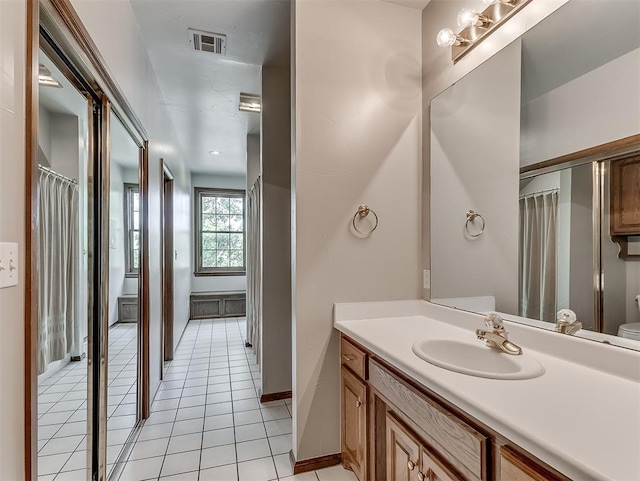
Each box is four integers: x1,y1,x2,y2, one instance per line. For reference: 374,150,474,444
436,28,456,47
457,8,476,28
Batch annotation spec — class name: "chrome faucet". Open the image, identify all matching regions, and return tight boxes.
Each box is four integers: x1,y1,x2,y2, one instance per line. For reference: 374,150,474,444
555,309,581,335
475,313,522,356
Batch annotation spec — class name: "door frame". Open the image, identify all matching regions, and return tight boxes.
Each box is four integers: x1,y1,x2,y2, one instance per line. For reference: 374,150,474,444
160,160,175,379
25,1,151,479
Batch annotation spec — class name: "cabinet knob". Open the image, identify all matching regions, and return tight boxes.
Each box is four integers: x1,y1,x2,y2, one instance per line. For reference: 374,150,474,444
417,471,426,481
356,399,362,408
407,460,416,471
342,354,355,362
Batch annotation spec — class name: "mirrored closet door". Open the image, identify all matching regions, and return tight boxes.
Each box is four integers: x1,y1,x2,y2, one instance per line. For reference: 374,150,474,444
34,6,149,478
36,45,92,480
106,110,142,477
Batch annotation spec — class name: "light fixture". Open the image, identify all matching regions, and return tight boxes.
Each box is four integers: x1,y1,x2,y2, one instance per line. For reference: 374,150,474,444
38,64,62,88
457,9,490,28
209,151,221,156
238,93,261,113
436,28,467,48
436,0,531,63
483,0,516,5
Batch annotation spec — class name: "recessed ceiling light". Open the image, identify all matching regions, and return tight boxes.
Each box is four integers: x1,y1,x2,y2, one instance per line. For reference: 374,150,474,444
209,151,221,155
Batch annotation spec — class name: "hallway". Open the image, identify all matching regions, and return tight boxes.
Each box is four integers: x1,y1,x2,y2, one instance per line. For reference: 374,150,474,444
114,318,356,481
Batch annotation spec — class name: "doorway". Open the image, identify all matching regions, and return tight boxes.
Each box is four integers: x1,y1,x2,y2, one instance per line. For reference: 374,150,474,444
161,160,175,378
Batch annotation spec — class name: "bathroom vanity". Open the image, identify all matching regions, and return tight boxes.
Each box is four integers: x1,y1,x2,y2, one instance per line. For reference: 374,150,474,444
335,300,640,481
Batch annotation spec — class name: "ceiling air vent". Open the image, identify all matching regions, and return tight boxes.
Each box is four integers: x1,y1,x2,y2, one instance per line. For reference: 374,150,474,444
189,28,226,56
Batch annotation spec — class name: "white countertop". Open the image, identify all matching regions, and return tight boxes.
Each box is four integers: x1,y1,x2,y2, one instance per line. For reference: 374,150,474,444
334,300,640,481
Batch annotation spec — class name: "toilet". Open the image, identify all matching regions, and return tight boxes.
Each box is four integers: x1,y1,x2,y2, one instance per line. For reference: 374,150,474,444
617,295,640,341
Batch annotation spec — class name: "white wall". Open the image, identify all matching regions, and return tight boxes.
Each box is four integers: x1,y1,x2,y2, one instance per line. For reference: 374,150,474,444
568,164,595,330
261,66,292,397
0,0,26,478
247,134,260,189
108,165,138,326
521,48,640,167
293,0,422,461
109,162,126,326
421,0,571,300
71,0,192,395
430,41,521,314
39,106,52,161
190,172,247,293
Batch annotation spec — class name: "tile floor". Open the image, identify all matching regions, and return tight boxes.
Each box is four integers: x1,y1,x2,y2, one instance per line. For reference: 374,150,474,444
38,317,356,481
115,317,357,481
38,323,139,481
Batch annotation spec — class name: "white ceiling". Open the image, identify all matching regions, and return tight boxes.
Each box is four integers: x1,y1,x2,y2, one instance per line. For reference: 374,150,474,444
380,0,431,10
130,0,290,176
521,0,640,104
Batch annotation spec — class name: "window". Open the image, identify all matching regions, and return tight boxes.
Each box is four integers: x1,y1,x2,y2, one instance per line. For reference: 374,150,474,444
124,183,140,277
194,188,245,275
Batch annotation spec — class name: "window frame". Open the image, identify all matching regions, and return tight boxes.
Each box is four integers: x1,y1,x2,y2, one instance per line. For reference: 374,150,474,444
124,183,140,278
194,187,246,276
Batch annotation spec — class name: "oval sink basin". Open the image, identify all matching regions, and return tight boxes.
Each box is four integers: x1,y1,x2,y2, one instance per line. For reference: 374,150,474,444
412,339,544,380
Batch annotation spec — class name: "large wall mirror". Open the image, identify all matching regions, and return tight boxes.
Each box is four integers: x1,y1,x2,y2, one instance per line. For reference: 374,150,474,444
430,0,640,350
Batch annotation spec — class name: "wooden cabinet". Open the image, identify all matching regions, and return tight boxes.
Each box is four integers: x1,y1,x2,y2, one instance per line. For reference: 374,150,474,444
499,447,564,481
422,446,461,481
611,154,640,235
341,337,369,481
611,154,640,258
339,333,571,481
386,414,421,481
386,413,461,481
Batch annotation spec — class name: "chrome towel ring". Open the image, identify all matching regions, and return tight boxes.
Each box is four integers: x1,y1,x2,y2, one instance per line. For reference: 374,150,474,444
352,204,379,236
465,210,485,238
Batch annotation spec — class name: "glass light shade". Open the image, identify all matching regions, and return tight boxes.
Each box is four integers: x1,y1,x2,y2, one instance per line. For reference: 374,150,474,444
436,28,456,47
457,8,476,28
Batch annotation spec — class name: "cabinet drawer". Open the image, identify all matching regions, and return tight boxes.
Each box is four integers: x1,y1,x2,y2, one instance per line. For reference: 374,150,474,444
341,336,368,380
499,447,565,481
369,360,487,480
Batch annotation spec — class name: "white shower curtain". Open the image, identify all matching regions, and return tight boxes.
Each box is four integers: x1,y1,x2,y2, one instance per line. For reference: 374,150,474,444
38,169,79,374
246,177,262,364
519,190,558,322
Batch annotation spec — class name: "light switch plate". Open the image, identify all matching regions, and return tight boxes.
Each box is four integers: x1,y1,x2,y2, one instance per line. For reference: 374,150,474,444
0,242,18,288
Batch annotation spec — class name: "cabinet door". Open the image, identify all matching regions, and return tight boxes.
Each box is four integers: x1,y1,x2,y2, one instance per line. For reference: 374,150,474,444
386,413,421,481
420,447,463,481
342,367,367,481
611,154,640,235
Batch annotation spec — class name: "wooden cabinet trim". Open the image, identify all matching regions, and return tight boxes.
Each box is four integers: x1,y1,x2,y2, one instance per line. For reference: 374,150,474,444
341,335,369,380
386,412,421,481
611,154,640,235
499,446,565,481
369,360,486,480
342,367,368,481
